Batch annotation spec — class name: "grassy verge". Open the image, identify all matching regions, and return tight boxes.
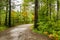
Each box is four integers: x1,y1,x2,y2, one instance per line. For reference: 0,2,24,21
0,25,8,32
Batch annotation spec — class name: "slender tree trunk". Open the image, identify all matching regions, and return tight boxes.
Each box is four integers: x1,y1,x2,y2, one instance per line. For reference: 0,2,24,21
47,0,48,16
49,1,51,19
57,0,59,20
9,0,11,27
0,9,1,25
34,0,38,29
5,0,8,26
19,5,21,23
0,8,1,25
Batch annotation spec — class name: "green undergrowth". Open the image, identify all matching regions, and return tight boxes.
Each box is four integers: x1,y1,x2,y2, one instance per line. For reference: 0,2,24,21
0,25,8,32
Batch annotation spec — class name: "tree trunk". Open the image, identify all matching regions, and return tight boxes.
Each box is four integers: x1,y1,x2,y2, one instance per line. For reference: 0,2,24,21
5,0,8,26
47,0,48,16
49,1,51,19
9,0,11,27
0,9,1,25
57,0,59,20
34,0,38,29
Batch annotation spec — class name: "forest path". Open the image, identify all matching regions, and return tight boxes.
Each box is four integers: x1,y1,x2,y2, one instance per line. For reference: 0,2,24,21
0,24,51,40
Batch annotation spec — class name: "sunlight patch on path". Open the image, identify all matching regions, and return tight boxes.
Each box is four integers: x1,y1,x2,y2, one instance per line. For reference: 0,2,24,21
10,28,27,32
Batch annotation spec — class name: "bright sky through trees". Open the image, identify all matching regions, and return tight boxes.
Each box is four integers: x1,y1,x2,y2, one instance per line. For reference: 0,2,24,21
12,0,23,11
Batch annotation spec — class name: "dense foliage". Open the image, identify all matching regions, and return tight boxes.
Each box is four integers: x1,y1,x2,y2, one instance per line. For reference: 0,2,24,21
33,0,60,40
